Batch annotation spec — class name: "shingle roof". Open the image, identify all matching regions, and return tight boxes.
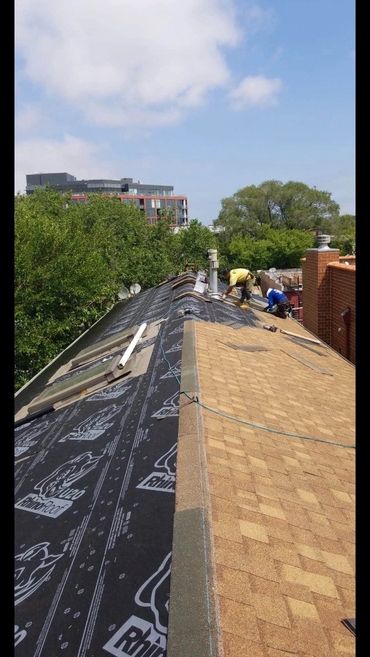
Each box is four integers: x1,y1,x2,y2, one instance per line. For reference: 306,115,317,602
169,313,355,657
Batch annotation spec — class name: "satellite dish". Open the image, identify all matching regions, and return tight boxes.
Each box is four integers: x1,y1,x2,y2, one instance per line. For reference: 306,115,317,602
129,283,141,296
118,286,130,300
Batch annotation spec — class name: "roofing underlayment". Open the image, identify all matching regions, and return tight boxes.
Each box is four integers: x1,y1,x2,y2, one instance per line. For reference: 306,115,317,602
14,273,355,657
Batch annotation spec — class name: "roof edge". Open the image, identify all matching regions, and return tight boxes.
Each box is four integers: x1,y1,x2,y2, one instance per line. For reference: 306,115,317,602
167,321,223,657
179,320,200,394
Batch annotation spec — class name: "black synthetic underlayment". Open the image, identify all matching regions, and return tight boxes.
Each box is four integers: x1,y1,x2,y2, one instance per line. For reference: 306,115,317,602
15,276,260,656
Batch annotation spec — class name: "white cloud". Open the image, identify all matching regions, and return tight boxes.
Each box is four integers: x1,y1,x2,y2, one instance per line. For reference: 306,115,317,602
228,75,282,110
16,103,44,134
84,103,183,128
240,3,276,34
16,0,242,127
15,135,118,193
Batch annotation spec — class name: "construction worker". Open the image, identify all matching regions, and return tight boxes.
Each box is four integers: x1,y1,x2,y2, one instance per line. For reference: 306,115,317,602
221,268,256,305
263,287,291,318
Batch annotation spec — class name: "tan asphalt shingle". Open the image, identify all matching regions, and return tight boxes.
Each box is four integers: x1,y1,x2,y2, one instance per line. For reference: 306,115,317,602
186,313,355,656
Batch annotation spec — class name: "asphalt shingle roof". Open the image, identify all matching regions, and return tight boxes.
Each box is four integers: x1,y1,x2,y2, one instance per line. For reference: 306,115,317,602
169,314,355,657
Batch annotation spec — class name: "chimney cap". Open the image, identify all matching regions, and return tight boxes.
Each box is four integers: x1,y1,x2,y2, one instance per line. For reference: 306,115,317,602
316,234,331,249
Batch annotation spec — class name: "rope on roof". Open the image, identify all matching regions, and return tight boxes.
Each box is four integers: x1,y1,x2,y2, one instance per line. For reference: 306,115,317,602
188,399,355,450
159,336,355,451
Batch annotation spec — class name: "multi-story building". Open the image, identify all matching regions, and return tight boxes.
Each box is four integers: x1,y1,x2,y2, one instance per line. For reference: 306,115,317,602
26,172,189,228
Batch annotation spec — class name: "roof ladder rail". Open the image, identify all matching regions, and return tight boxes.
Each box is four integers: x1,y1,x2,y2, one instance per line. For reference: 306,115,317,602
117,323,147,370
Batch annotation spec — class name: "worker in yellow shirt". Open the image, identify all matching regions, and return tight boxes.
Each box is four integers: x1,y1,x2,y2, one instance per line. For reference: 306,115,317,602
221,268,256,305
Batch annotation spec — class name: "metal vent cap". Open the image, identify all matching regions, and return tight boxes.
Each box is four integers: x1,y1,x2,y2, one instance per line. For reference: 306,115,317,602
317,234,331,249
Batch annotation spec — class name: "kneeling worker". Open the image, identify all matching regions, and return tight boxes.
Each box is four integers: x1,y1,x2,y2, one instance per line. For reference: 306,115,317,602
221,268,256,305
264,287,291,318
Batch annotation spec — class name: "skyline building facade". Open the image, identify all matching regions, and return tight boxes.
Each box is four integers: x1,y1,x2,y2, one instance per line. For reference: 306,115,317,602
26,172,189,227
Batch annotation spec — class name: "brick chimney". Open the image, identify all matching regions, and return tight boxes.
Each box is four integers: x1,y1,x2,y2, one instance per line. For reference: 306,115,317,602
301,235,340,344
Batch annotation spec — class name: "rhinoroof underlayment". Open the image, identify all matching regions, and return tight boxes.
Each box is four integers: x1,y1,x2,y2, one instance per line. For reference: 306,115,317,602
177,316,355,657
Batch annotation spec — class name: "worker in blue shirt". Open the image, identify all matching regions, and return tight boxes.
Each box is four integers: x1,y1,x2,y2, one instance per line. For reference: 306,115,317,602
263,287,291,318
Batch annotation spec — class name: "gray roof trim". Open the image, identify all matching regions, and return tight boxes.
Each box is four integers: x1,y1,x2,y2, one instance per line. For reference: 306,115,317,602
167,320,222,657
26,357,132,414
70,325,140,367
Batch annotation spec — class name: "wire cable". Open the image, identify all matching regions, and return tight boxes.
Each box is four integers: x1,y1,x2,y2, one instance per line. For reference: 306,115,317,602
184,399,355,449
159,336,355,450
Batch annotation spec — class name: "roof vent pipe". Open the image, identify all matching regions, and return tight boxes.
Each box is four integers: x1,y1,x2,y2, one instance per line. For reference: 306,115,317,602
207,249,219,296
316,234,331,250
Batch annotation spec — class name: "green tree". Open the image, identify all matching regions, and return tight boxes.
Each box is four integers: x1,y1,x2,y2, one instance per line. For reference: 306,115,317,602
174,219,217,271
215,180,340,237
15,190,146,389
145,217,178,286
219,226,314,271
323,214,355,255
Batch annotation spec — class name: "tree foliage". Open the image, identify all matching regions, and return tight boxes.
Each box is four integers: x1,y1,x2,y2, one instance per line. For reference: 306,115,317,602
218,226,314,271
215,180,340,237
15,191,179,389
16,192,223,388
15,191,117,388
174,219,218,271
322,214,355,255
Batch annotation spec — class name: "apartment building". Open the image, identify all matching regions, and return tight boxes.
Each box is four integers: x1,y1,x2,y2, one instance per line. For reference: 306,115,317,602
26,172,189,227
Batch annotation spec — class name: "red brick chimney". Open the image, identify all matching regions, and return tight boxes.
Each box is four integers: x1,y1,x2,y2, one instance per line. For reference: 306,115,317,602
301,237,340,345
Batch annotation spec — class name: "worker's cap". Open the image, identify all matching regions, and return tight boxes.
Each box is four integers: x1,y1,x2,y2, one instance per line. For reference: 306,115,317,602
266,287,273,297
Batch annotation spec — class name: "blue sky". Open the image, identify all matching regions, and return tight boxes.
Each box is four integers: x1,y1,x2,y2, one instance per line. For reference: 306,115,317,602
15,0,355,223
